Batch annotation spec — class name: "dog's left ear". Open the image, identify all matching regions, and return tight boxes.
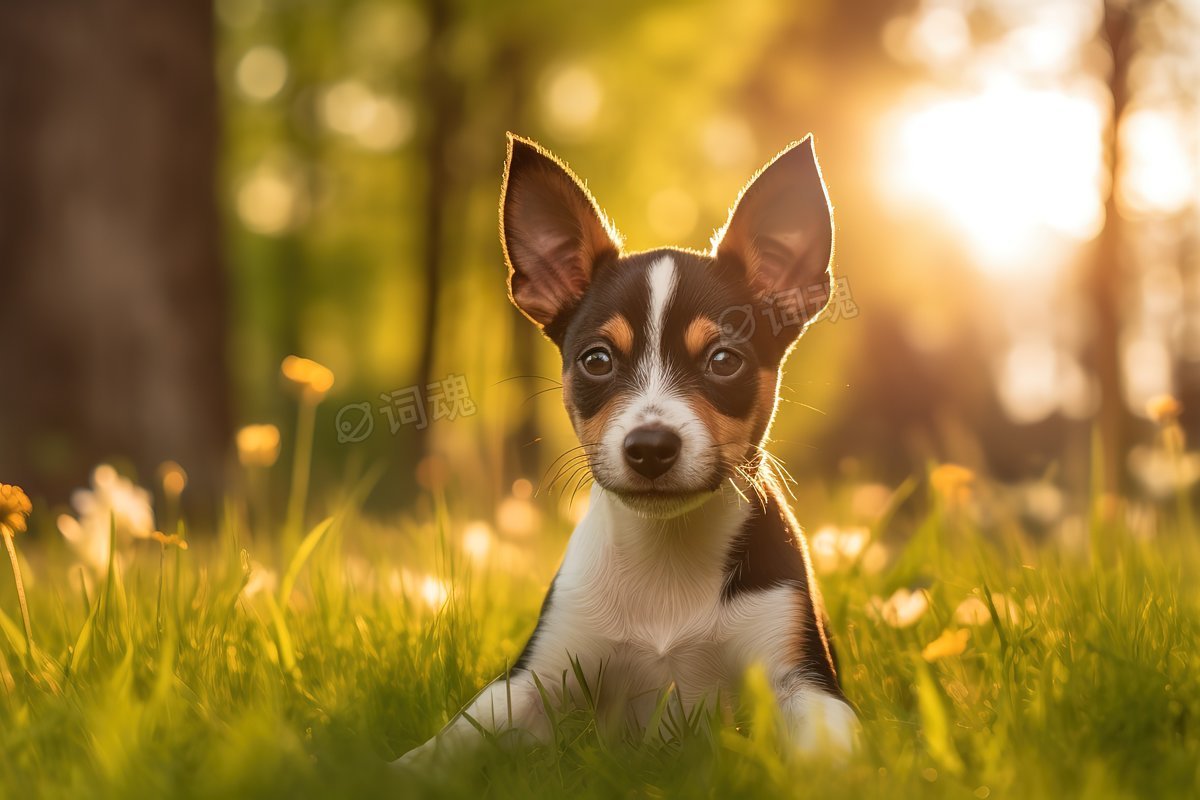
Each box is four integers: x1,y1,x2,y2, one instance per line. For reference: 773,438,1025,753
714,136,833,330
501,134,622,335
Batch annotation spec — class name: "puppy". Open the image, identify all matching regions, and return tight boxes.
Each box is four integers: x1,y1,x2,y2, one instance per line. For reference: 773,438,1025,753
400,133,857,766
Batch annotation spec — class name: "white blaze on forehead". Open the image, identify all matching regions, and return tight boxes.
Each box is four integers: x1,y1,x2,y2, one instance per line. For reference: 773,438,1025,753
645,255,677,359
637,255,678,399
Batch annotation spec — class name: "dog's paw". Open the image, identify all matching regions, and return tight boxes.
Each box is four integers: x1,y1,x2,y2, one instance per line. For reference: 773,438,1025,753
790,693,860,757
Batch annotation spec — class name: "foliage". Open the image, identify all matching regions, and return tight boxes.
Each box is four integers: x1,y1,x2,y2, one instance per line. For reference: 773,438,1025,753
1,473,1197,799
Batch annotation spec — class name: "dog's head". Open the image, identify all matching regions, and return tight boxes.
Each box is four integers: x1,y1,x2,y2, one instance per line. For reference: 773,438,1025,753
501,134,833,517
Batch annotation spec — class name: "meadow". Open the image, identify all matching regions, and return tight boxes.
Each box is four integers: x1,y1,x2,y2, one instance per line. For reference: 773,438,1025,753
5,1,1200,797
1,390,1198,800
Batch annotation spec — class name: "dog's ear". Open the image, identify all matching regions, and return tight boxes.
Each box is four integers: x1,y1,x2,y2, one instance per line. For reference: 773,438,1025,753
501,134,621,332
714,136,833,330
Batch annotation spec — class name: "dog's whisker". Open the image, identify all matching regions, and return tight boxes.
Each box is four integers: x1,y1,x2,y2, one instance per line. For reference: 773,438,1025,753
540,446,594,482
536,443,600,495
492,374,563,387
567,470,594,509
522,385,566,406
543,456,594,496
547,457,592,495
547,462,593,496
751,445,798,498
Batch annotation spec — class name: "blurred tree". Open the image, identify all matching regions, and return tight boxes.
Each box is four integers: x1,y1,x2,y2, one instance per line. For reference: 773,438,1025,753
414,0,464,466
1087,0,1141,496
0,1,230,503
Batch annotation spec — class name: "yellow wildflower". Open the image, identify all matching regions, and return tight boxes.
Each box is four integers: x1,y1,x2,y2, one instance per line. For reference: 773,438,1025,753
922,628,970,662
237,424,282,468
0,483,34,658
0,483,32,537
281,355,335,399
150,530,189,550
1145,394,1181,425
931,463,975,505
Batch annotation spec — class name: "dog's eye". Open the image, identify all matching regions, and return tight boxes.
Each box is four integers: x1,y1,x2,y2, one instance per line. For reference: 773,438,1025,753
580,347,613,377
707,349,743,378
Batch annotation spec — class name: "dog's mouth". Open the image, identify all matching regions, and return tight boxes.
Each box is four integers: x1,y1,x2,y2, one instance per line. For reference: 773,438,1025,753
599,471,727,517
610,488,716,518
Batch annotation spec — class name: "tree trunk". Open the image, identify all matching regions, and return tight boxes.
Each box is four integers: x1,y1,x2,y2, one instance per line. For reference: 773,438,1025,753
495,43,544,482
0,1,230,506
1088,0,1137,498
412,0,463,469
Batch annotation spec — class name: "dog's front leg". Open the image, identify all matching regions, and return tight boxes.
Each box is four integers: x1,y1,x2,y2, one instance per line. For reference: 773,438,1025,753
776,678,859,755
395,672,547,770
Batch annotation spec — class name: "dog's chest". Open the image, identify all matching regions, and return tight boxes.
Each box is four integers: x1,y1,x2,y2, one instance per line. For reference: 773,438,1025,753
538,509,784,697
519,490,802,720
540,565,731,711
593,561,727,669
536,561,798,729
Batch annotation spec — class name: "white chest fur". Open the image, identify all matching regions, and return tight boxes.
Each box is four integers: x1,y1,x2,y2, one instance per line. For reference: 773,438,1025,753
520,486,805,722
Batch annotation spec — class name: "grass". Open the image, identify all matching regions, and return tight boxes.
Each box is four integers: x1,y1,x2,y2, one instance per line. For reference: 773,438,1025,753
1,468,1198,800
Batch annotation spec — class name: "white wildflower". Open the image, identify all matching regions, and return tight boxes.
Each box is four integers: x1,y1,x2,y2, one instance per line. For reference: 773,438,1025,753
809,525,871,574
243,560,279,598
57,464,155,571
953,597,991,626
869,588,929,628
954,593,1023,626
1128,445,1200,499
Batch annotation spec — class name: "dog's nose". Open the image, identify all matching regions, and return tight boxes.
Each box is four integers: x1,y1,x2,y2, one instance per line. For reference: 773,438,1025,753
623,427,681,480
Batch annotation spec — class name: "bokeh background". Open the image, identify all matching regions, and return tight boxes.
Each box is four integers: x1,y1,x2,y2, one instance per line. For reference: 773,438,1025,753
2,0,1199,525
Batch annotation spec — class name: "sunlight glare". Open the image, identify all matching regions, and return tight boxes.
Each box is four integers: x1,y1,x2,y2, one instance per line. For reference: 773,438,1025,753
542,64,602,137
699,114,756,168
1119,108,1196,216
1123,335,1174,417
884,82,1105,275
497,496,539,538
420,574,450,609
236,162,304,236
319,82,413,152
235,45,288,102
995,339,1094,423
462,521,494,564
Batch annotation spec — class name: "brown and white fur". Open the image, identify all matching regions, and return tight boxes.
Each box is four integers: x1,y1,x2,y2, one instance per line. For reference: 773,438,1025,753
398,133,857,766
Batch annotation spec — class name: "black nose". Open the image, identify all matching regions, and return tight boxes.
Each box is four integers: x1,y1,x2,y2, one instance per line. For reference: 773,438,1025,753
623,427,681,480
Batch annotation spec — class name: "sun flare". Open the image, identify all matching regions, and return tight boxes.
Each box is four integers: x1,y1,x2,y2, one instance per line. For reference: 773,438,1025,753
882,81,1106,275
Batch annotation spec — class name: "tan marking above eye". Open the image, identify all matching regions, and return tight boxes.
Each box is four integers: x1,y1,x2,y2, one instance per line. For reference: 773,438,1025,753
599,314,635,355
684,317,720,360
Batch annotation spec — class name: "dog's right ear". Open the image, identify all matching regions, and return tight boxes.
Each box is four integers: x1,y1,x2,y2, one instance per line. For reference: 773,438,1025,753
501,134,621,334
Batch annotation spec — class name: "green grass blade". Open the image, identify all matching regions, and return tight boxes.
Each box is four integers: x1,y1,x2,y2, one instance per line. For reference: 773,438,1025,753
278,516,335,607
